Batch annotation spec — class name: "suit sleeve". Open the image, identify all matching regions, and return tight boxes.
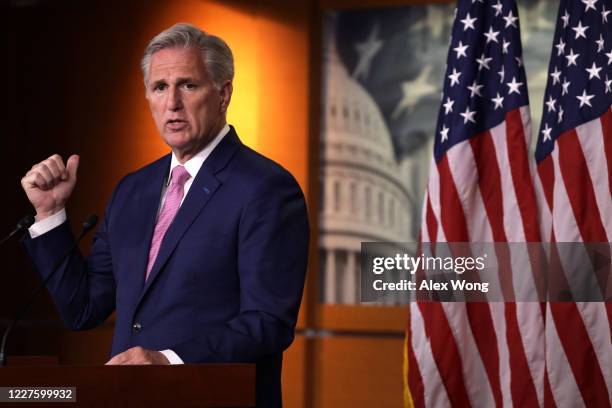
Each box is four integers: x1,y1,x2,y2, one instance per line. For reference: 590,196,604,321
171,170,310,363
21,185,122,331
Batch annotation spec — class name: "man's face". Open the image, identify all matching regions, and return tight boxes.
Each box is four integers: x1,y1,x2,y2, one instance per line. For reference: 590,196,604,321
146,47,230,161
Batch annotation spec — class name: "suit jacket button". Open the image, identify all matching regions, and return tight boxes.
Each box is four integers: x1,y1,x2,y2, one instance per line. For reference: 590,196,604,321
132,322,142,333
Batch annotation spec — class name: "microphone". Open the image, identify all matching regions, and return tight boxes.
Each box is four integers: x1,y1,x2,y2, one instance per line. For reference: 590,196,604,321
0,214,98,367
0,215,35,247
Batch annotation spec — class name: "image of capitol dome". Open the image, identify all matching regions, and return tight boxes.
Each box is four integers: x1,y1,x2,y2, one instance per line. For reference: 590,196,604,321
319,18,416,305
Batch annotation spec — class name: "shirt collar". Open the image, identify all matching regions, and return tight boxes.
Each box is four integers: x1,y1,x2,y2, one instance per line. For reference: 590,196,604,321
168,124,230,185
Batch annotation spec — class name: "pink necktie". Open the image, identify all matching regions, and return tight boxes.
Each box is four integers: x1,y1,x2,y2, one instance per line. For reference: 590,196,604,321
146,165,191,280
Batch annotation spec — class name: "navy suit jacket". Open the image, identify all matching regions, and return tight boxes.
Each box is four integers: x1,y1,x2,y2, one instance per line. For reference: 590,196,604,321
23,127,310,407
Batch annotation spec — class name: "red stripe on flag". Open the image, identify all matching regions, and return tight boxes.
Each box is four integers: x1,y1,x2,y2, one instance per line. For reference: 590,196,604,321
425,193,438,244
405,315,425,408
418,302,471,407
599,109,612,196
557,130,608,242
504,303,540,407
437,156,470,242
549,302,610,408
537,156,555,213
465,303,503,408
506,109,541,242
469,132,507,242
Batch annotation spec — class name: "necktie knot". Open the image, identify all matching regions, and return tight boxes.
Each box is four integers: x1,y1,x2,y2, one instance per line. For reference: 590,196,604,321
171,165,190,187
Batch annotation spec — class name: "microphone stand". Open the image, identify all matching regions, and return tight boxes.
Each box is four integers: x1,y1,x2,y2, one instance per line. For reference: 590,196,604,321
0,215,35,247
0,215,98,367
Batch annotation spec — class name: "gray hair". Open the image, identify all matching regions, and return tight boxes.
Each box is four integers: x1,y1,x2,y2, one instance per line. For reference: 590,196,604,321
141,23,234,89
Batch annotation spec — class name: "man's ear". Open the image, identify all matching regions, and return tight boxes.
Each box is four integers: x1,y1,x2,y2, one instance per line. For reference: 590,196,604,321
219,81,233,113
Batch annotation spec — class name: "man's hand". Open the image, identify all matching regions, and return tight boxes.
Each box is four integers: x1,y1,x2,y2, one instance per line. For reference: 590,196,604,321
21,154,79,221
105,347,170,365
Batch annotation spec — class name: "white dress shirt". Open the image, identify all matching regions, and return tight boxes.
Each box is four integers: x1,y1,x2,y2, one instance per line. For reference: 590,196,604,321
27,124,230,364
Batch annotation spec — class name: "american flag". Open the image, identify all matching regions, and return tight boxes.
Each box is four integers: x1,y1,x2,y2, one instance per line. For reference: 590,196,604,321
534,0,611,406
405,0,547,406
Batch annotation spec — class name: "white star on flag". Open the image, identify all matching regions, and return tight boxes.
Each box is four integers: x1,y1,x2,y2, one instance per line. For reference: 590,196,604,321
440,125,450,142
503,10,518,28
596,34,605,52
448,68,462,86
492,0,503,16
605,75,612,93
460,107,476,124
542,123,552,141
561,10,570,28
491,93,504,110
545,95,557,112
576,89,595,107
498,65,505,82
460,13,477,31
581,0,597,12
602,5,611,23
467,81,484,97
566,49,580,66
550,67,562,84
502,39,510,54
585,62,602,79
443,97,454,114
572,21,589,39
555,38,566,56
454,41,469,59
561,78,571,95
558,106,564,123
506,77,523,94
476,53,493,70
484,27,500,44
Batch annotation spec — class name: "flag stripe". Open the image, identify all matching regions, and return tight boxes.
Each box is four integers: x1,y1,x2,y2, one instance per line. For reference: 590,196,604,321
469,132,507,242
537,155,555,213
549,302,610,408
557,130,608,242
487,302,513,408
545,303,586,408
427,160,447,243
601,108,612,196
505,302,540,407
550,147,582,242
516,302,546,407
441,302,497,407
405,308,425,408
425,193,438,245
437,156,469,242
418,301,471,408
574,302,612,398
409,303,452,408
575,119,612,241
505,107,541,242
543,363,556,408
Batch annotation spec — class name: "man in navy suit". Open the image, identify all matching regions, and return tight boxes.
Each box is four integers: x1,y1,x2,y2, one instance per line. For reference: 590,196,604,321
20,23,309,407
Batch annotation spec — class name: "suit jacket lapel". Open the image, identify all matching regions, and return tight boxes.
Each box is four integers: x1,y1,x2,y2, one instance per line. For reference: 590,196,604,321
135,127,242,306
